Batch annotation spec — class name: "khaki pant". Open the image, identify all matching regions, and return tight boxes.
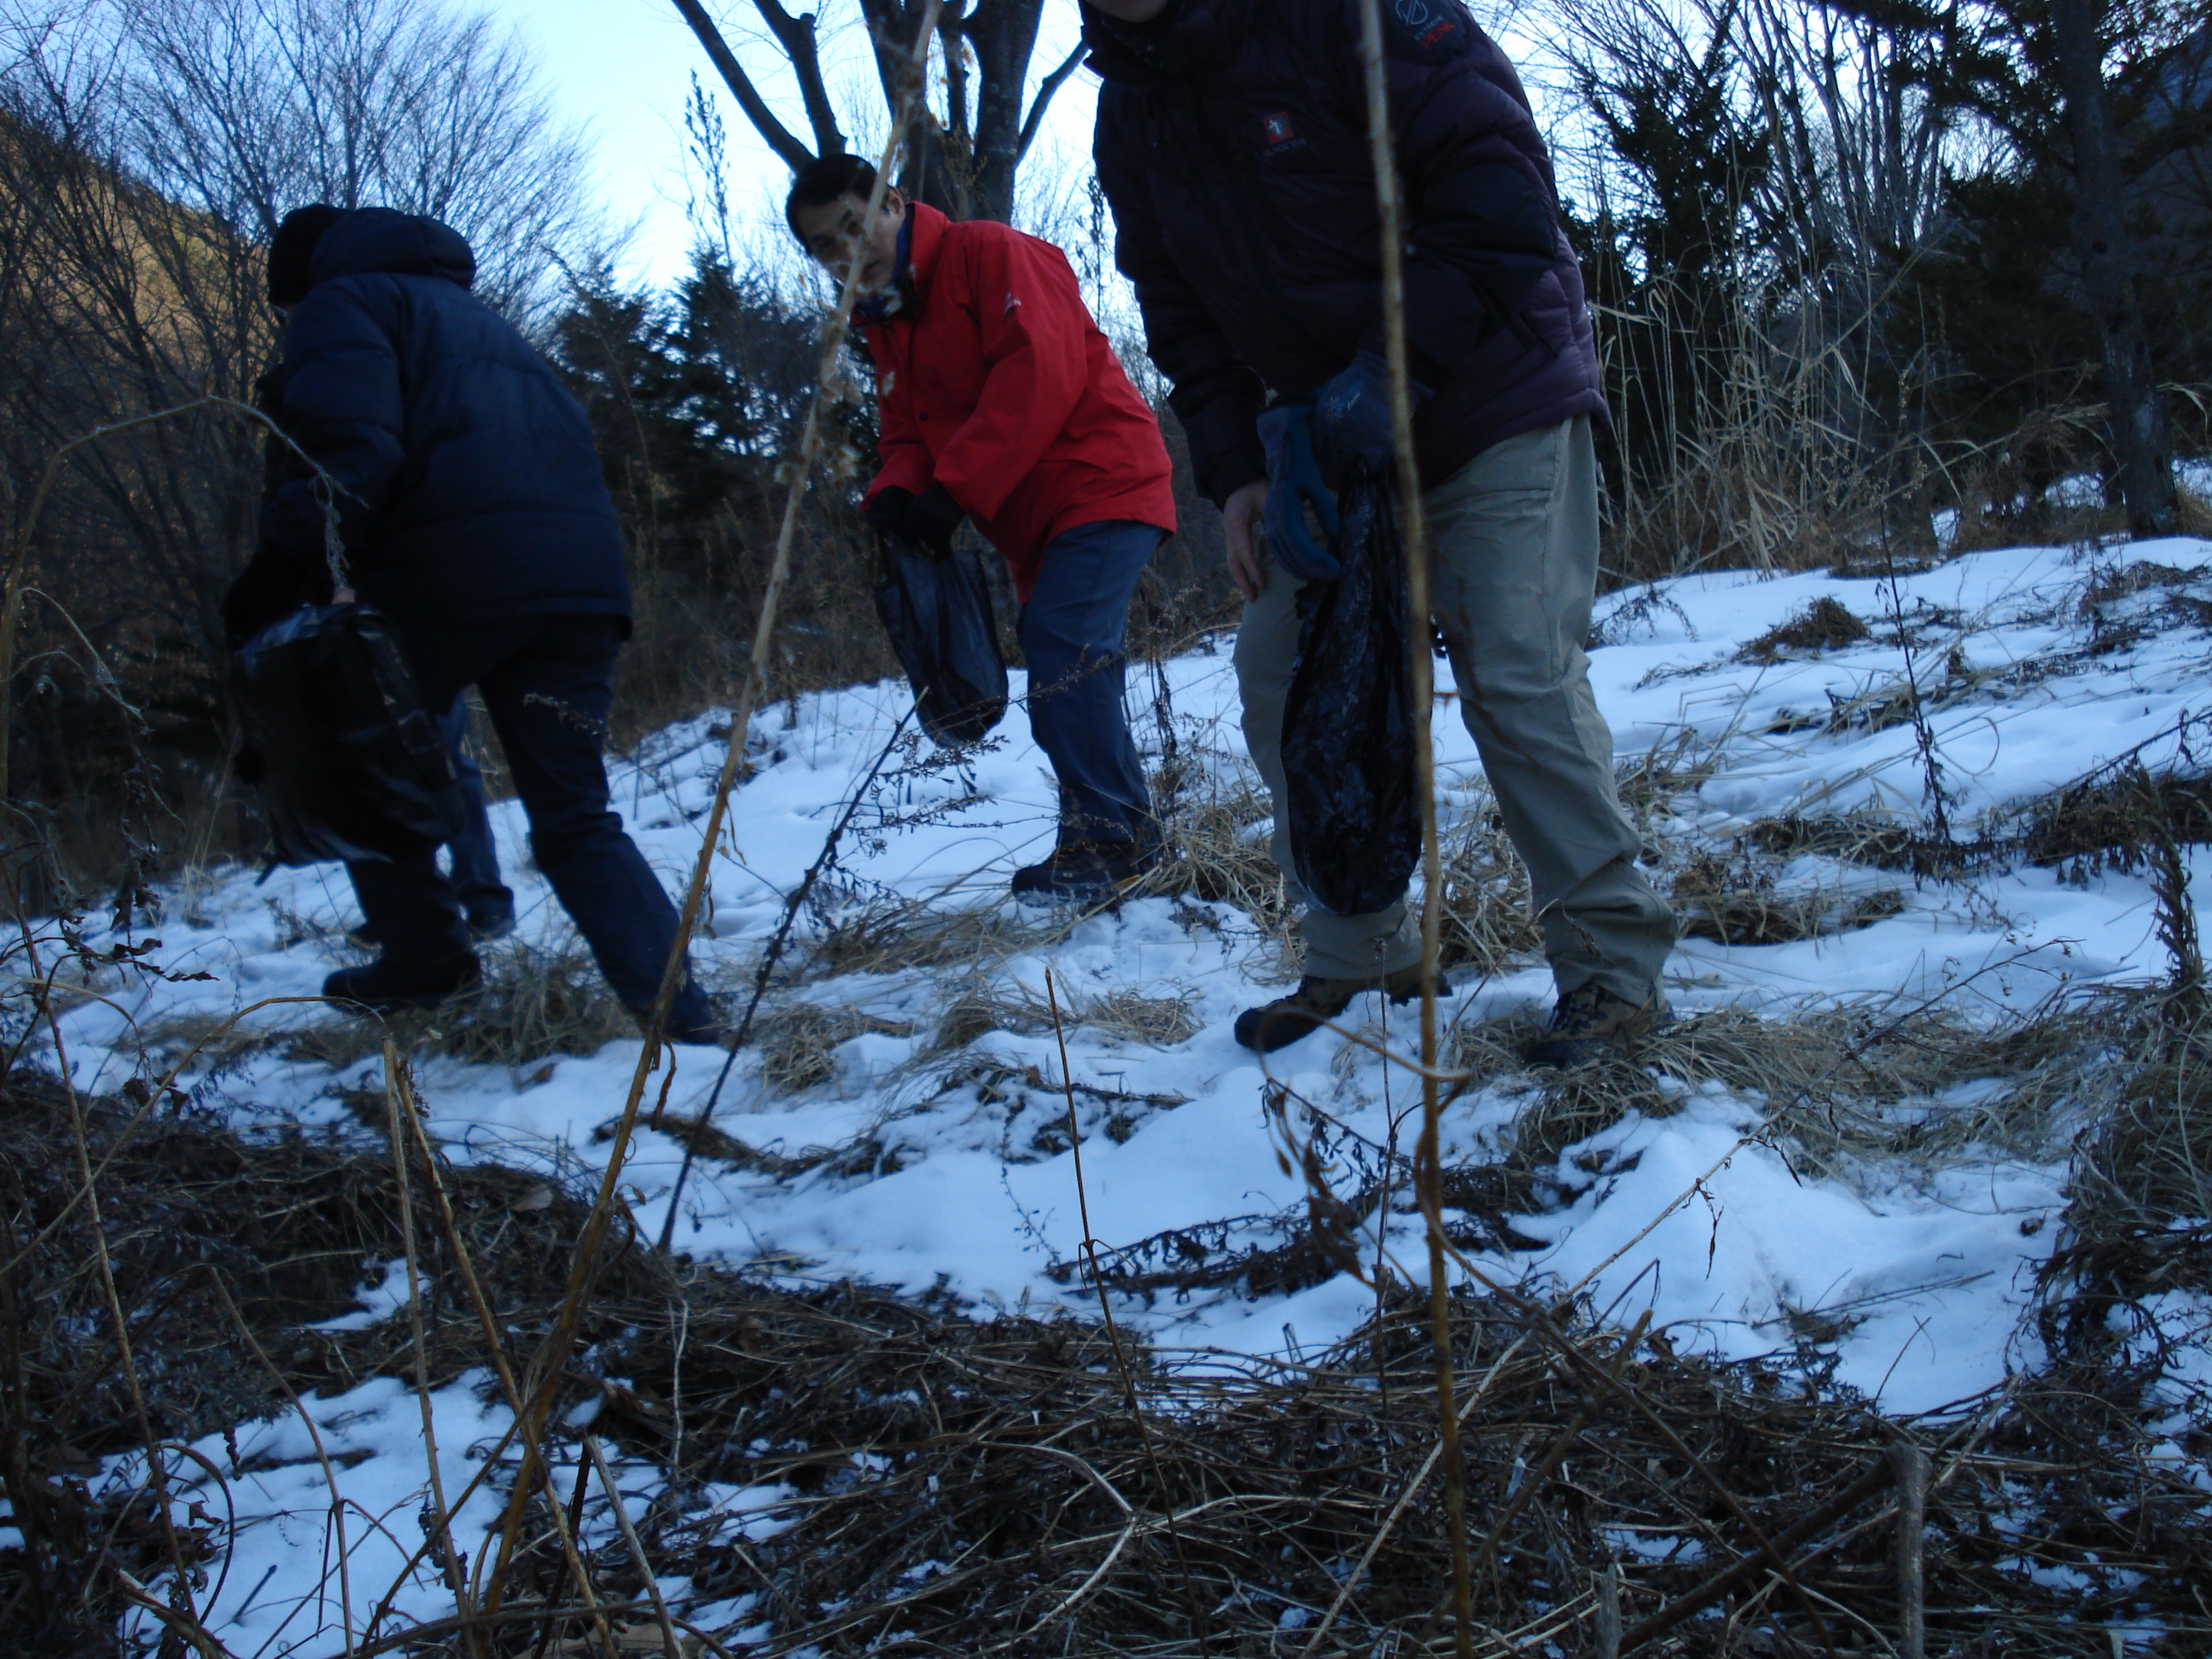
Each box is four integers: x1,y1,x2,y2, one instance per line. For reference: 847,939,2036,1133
1235,416,1675,998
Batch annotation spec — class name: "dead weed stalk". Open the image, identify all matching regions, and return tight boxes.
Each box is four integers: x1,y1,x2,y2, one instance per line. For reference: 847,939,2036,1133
1358,0,1472,1642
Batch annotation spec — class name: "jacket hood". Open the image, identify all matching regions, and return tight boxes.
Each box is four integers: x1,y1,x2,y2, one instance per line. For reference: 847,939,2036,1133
1084,0,1257,81
307,208,477,292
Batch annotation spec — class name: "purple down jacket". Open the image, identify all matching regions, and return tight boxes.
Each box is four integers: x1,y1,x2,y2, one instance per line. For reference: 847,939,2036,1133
1088,0,1608,506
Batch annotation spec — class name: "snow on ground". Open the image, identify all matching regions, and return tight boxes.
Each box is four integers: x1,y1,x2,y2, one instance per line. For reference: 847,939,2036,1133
34,533,2212,1653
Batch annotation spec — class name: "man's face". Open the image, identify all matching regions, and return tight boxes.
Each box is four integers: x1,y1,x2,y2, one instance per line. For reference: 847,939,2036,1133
794,188,905,294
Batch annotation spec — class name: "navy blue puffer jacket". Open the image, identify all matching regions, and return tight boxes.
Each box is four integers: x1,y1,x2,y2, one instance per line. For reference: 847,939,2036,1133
260,208,629,629
1088,0,1607,505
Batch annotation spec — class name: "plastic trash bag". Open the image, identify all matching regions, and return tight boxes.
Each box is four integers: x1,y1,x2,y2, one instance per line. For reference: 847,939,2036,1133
235,602,474,865
871,536,1008,748
1280,467,1422,917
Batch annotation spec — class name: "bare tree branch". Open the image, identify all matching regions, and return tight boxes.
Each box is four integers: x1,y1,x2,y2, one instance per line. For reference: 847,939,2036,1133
671,0,815,172
1017,39,1084,164
749,0,848,160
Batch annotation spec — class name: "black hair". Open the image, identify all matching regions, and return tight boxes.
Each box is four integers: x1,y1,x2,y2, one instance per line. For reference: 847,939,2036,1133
268,203,345,304
784,154,879,246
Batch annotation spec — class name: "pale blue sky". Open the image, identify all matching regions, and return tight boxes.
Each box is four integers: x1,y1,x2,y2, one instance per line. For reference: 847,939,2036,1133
478,0,1100,290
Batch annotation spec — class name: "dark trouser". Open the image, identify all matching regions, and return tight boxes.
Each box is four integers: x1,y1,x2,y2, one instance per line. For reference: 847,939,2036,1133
439,701,513,923
1018,520,1161,847
347,614,711,1027
349,701,512,936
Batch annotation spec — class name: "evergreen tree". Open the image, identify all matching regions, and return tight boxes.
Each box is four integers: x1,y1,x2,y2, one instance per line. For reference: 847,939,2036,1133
1852,0,2210,532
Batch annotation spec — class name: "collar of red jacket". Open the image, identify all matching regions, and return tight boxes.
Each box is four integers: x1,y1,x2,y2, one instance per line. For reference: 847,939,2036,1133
904,200,949,296
853,201,946,332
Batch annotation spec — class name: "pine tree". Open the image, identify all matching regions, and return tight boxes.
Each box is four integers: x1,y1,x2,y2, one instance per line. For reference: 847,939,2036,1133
1852,0,2207,533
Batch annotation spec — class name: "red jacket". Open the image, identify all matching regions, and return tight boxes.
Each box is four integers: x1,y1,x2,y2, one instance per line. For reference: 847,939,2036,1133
858,203,1176,601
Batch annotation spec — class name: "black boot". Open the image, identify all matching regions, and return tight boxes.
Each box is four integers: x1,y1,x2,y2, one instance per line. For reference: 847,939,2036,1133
324,953,481,1015
1010,836,1161,905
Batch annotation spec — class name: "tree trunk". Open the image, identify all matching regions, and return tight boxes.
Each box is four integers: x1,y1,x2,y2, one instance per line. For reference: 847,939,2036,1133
2052,0,2178,538
962,0,1042,224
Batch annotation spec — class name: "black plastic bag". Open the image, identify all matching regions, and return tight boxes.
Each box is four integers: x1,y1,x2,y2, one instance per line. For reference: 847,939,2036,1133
235,602,474,865
871,537,1008,748
1280,469,1422,917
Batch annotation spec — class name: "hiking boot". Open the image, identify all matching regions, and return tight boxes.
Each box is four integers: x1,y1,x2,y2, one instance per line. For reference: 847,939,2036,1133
345,907,514,951
323,953,481,1016
465,905,516,943
1010,836,1160,905
633,989,731,1047
1522,983,1662,1068
1232,963,1444,1053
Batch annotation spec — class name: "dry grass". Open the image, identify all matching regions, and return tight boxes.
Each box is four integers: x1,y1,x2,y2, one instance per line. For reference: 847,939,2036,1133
757,1002,917,1096
1154,783,1289,935
804,895,1044,980
7,1067,2206,1657
926,981,1196,1058
2054,987,2212,1255
1668,847,1905,946
1436,806,1541,977
428,941,642,1063
1736,594,1872,663
1443,998,2080,1180
1079,987,1200,1046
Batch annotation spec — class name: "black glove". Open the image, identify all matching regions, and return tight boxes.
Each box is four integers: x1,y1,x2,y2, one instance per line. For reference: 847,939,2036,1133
899,482,966,554
864,485,916,538
866,481,966,557
222,548,323,649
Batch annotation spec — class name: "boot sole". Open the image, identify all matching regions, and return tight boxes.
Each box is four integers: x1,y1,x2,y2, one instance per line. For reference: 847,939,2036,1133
327,973,482,1016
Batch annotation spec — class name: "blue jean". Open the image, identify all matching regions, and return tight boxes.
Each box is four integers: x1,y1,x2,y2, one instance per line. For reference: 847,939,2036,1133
1019,520,1161,847
348,614,712,1027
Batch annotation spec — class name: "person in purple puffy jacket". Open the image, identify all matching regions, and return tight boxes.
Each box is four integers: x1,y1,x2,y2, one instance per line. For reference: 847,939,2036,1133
1085,0,1676,1062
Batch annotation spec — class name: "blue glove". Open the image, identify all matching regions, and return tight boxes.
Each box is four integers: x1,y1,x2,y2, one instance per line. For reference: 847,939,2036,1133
1311,349,1426,485
1256,404,1342,581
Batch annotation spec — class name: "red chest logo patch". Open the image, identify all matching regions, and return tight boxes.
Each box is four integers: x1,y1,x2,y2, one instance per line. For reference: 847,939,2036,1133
1256,110,1301,157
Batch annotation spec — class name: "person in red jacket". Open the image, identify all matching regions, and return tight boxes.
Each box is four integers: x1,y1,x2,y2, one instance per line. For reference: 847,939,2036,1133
788,155,1179,900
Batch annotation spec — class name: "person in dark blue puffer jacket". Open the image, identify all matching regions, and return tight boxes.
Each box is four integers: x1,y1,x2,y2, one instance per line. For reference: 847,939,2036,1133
225,204,719,1041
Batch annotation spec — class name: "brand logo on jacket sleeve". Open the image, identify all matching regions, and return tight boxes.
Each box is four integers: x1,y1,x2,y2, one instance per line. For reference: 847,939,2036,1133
1388,0,1470,60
